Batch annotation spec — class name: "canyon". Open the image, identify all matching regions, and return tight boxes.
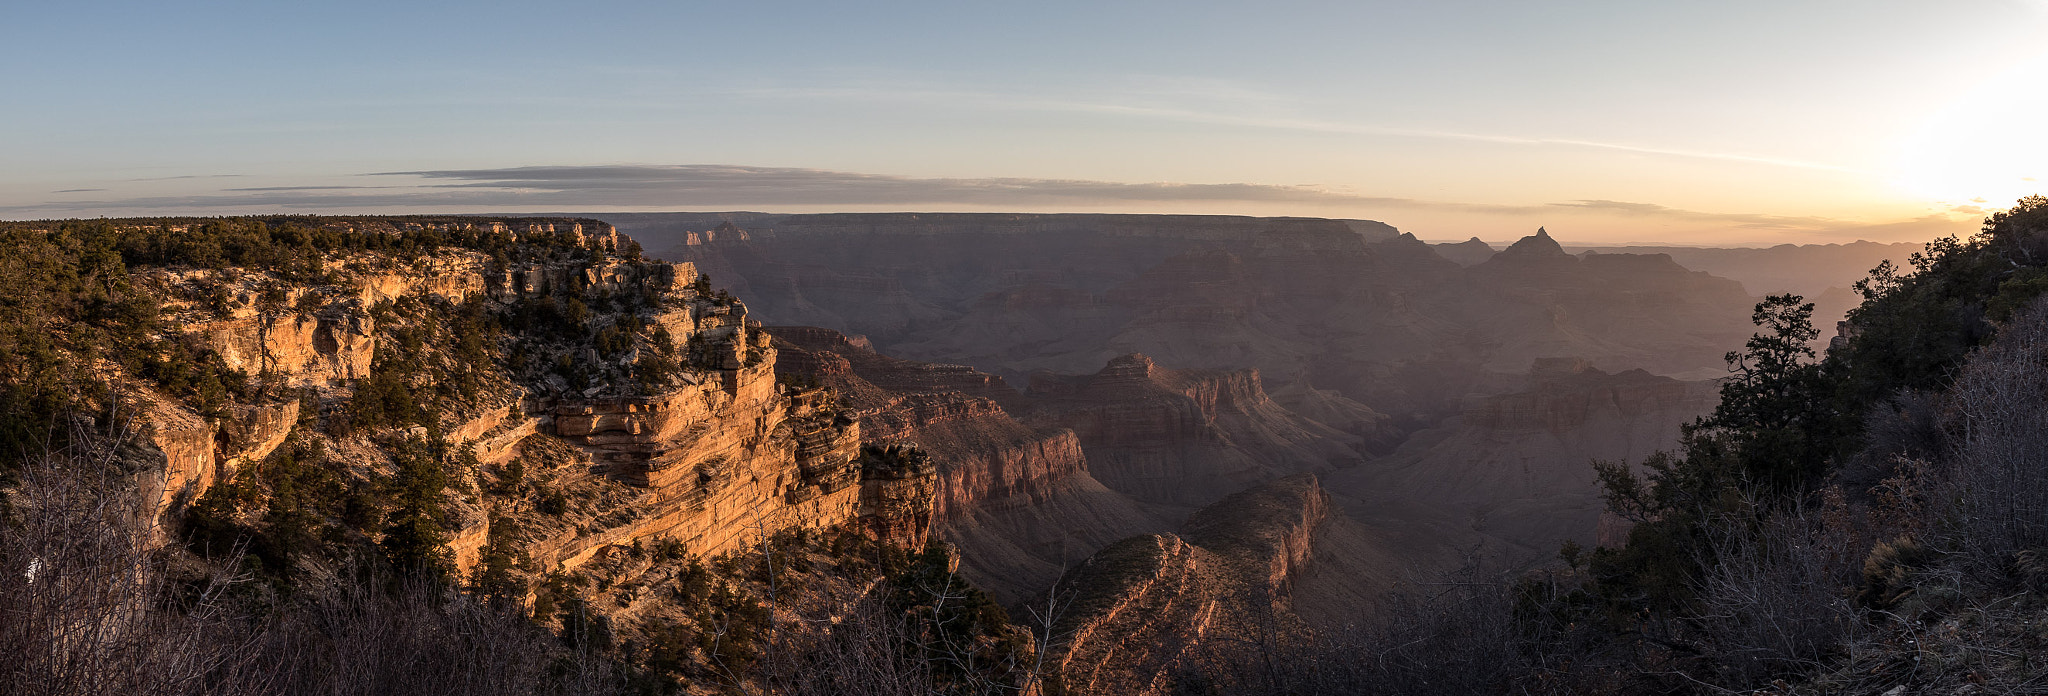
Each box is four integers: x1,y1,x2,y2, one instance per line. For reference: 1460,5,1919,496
50,211,1810,692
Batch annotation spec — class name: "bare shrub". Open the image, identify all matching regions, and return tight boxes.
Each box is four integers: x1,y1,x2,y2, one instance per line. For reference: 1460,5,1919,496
1687,502,1864,689
0,418,632,696
1937,295,2048,563
1837,389,1947,505
756,544,1056,696
759,594,939,696
0,420,272,696
258,569,628,696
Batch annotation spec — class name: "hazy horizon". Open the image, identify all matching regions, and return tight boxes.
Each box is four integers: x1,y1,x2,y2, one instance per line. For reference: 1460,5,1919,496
10,1,2048,245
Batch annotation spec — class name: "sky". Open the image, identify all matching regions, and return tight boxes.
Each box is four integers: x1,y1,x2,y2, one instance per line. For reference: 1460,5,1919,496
5,1,2048,245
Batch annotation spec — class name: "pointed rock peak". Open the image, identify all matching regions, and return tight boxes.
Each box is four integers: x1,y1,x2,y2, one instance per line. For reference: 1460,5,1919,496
1466,236,1485,243
1499,227,1567,258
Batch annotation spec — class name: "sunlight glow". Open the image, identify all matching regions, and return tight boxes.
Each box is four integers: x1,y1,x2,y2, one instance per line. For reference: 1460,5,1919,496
1895,52,2048,206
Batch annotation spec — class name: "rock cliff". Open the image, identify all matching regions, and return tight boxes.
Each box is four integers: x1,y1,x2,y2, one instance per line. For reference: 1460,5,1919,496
115,217,937,579
1046,474,1354,695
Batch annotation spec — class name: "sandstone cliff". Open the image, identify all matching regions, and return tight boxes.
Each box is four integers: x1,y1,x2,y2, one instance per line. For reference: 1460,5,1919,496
112,217,938,583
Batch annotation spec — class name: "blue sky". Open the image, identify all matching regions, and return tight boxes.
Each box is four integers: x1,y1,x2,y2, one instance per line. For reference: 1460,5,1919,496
6,0,2048,243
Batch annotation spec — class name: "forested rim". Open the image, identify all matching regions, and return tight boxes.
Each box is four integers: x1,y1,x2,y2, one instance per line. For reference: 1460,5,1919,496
0,216,644,467
0,216,1042,696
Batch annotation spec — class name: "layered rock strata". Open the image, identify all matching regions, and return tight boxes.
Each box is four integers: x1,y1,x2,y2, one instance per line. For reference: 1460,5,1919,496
1046,474,1338,696
130,217,936,574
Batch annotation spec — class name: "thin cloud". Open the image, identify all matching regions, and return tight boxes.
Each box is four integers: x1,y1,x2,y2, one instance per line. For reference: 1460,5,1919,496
124,174,249,181
223,185,405,191
735,85,1864,174
1547,199,1839,229
52,188,105,193
0,164,1946,241
371,165,1386,206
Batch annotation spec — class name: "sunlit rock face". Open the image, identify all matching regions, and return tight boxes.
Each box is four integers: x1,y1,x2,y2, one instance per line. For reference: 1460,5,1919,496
121,217,939,574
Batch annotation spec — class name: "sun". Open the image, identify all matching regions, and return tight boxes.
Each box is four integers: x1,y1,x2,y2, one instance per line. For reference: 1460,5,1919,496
1894,52,2048,207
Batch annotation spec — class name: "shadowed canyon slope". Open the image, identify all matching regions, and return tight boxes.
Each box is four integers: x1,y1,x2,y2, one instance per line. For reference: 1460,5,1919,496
622,213,1755,417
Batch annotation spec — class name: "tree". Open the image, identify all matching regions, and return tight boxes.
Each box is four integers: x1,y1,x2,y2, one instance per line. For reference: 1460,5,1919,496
1588,294,1839,613
1699,293,1839,491
380,436,454,579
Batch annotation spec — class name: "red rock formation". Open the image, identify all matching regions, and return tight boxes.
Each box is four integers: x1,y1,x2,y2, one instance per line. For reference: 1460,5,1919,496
857,445,939,547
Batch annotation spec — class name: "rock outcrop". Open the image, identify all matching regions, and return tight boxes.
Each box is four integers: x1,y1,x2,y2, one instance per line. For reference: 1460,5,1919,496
122,217,938,575
135,394,301,525
1046,474,1352,696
